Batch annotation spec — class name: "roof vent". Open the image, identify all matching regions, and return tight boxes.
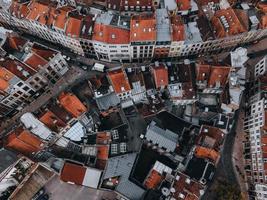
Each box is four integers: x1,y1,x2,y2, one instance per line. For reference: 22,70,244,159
185,178,191,184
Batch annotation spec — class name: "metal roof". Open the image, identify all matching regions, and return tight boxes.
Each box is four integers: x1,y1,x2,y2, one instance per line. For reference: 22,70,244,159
145,121,178,152
103,153,145,200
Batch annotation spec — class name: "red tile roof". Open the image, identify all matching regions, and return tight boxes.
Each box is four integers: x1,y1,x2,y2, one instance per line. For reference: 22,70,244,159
144,169,163,189
96,132,111,145
171,15,185,42
31,44,57,61
173,172,204,200
65,15,83,37
0,58,36,81
39,109,67,132
196,125,224,150
53,6,75,30
130,14,156,42
196,64,230,88
6,34,27,51
211,8,247,38
10,0,30,18
121,0,152,7
58,92,87,118
108,69,131,94
152,64,169,89
97,145,109,160
24,53,48,70
208,66,231,88
5,128,44,156
93,24,130,44
60,162,86,185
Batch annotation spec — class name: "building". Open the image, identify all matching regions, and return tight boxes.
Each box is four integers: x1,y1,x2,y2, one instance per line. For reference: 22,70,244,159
130,13,156,62
107,68,132,101
0,33,69,118
151,63,168,90
195,64,231,93
92,12,131,62
60,161,102,188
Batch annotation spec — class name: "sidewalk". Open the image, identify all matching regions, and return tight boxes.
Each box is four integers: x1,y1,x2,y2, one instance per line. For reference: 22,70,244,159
232,110,249,199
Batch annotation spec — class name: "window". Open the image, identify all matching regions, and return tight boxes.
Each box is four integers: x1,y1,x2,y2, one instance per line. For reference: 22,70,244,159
112,130,119,140
120,143,127,153
111,144,118,154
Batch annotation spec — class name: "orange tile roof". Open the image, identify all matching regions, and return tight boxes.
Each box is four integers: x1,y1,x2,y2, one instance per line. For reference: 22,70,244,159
130,14,156,42
39,110,67,132
96,132,111,145
93,24,130,44
26,1,50,25
177,0,191,11
65,15,83,37
24,53,48,70
60,162,86,185
108,69,131,94
58,92,87,118
211,8,247,38
5,128,43,156
152,64,169,89
144,169,163,189
171,16,185,42
97,145,109,160
0,67,14,91
195,146,219,163
53,6,75,30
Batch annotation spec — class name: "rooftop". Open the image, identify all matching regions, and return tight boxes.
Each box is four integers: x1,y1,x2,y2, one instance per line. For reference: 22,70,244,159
58,92,87,118
102,153,145,200
130,13,156,43
108,68,131,94
211,8,247,38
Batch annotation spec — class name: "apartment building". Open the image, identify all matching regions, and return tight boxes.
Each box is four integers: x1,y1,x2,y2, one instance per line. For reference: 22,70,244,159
244,73,267,199
1,0,267,62
255,56,267,78
153,8,171,59
0,33,69,117
0,0,96,57
92,12,131,62
130,13,156,62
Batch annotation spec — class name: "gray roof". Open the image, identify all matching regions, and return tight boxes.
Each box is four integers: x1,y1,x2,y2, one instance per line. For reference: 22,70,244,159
156,9,171,42
0,148,18,173
96,92,120,111
145,121,178,152
103,153,145,200
185,22,203,44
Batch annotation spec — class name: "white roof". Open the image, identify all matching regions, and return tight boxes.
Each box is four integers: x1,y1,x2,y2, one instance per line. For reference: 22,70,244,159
63,121,85,142
164,0,177,11
20,113,52,140
82,168,102,188
153,161,172,174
